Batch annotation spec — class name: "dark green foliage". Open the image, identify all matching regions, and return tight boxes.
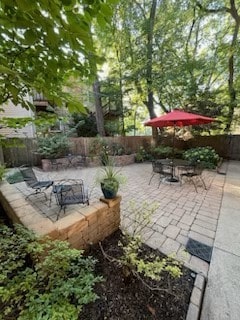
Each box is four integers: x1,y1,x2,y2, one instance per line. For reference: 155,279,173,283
89,137,129,165
150,146,183,159
135,146,152,162
69,113,98,137
0,0,114,112
183,147,220,169
110,142,126,156
37,134,70,159
0,224,101,320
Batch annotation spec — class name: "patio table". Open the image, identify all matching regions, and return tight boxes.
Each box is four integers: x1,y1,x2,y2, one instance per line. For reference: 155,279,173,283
156,159,193,182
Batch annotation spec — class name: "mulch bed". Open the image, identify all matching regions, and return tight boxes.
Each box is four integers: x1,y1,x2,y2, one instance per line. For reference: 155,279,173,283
81,230,195,320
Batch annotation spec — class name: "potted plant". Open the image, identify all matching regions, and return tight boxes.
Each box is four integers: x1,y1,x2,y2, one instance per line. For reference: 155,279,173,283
98,165,125,199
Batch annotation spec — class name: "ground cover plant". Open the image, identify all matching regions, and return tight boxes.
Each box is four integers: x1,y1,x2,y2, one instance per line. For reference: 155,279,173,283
0,222,101,320
0,203,195,320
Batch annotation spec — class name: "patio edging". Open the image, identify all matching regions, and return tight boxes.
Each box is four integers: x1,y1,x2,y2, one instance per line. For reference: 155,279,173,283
186,273,206,320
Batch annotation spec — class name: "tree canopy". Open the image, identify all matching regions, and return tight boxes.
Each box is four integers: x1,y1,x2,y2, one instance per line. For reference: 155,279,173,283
0,0,116,112
97,0,240,133
1,0,240,134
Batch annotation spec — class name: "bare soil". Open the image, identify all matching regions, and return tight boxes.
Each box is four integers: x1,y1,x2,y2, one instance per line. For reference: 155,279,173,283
81,230,195,320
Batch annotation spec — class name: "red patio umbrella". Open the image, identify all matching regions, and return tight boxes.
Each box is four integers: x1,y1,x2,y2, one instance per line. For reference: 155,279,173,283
144,109,215,127
144,109,216,181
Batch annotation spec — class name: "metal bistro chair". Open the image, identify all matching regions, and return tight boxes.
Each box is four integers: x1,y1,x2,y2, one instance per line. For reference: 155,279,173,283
19,167,53,200
149,160,172,188
179,163,207,192
53,179,89,220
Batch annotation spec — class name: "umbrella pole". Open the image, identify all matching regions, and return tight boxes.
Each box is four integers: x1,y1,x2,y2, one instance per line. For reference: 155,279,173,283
167,123,179,182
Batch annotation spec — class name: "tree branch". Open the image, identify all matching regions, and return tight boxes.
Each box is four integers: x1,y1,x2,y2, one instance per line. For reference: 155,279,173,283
196,2,231,14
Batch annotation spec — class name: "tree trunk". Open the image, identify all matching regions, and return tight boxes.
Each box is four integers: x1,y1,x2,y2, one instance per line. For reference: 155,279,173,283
145,0,158,142
93,79,105,136
144,0,157,120
225,0,240,132
197,0,240,132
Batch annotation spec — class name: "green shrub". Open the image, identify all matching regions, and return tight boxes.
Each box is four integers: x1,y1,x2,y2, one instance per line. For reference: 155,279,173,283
37,134,70,159
135,146,152,162
150,146,183,159
0,224,101,320
110,142,125,156
183,146,220,169
89,138,130,165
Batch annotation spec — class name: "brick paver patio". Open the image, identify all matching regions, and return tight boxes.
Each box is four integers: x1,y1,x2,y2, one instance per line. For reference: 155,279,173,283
14,162,226,276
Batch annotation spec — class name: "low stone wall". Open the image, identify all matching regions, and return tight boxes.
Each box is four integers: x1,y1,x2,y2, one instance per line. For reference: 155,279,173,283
0,182,121,249
41,156,86,171
41,154,136,171
87,154,136,167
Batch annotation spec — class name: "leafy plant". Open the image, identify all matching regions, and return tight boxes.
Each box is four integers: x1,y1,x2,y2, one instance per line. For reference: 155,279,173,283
110,142,125,156
135,146,151,162
68,112,98,137
89,137,107,158
98,165,126,193
0,224,101,320
0,165,5,181
100,201,182,292
37,134,71,159
89,138,130,165
150,146,183,159
183,146,220,169
120,201,182,282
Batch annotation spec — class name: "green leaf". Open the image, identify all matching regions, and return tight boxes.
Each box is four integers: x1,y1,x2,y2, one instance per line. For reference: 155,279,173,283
8,85,19,100
16,0,37,11
62,0,73,6
100,3,112,17
0,65,16,75
96,14,107,29
67,101,86,113
24,29,38,45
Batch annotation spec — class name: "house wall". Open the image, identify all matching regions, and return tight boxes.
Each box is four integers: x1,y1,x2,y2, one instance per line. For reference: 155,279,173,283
0,97,35,138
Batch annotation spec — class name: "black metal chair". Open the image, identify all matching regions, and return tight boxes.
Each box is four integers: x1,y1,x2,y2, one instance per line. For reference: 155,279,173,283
53,179,89,219
179,164,207,192
19,167,53,200
149,161,172,188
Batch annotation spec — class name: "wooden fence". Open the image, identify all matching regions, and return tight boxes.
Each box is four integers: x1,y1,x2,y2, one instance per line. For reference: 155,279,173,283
1,134,240,167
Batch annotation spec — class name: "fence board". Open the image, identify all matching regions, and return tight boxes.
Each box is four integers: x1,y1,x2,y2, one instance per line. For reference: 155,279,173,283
2,135,240,168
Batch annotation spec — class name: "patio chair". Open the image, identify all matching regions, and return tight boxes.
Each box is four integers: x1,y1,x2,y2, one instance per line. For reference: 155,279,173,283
179,164,207,192
149,161,172,188
53,179,89,220
19,167,53,200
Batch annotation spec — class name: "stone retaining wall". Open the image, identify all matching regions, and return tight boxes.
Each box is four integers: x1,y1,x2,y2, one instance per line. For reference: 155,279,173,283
87,154,136,167
41,154,136,171
0,182,121,249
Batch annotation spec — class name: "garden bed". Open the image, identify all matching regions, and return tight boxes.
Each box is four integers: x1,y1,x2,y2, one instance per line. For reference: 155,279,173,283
81,229,196,320
0,204,196,320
